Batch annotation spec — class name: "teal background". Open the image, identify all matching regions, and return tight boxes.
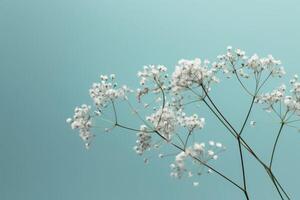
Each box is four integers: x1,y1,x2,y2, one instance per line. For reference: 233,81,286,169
1,0,300,199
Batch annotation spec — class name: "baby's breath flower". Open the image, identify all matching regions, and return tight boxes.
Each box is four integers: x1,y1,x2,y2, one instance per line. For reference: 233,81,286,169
216,47,285,79
89,74,131,108
66,104,94,148
136,65,169,101
171,58,219,93
193,182,199,187
256,84,286,112
177,112,205,131
170,141,225,179
134,125,152,155
146,104,177,140
250,121,256,127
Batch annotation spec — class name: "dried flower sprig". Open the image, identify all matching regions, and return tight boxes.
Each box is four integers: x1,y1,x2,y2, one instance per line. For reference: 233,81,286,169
66,47,299,200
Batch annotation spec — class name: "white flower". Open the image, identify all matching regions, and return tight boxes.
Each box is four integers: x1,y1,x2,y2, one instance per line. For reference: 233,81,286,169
256,84,286,112
171,58,219,93
89,74,130,108
177,113,205,131
170,151,188,178
66,118,72,123
216,47,285,79
66,104,94,148
193,182,199,187
134,125,152,155
208,141,215,146
207,150,214,156
250,121,256,127
136,65,169,102
146,104,177,140
256,76,300,117
290,75,300,97
283,96,300,115
215,142,222,148
137,65,168,85
170,142,225,179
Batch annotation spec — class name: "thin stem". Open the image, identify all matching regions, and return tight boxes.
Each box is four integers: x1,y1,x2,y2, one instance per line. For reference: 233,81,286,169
191,151,244,192
125,99,153,129
115,123,155,133
238,97,255,198
199,85,289,199
237,137,249,199
111,106,244,193
265,169,285,200
272,174,291,200
269,122,285,169
202,99,237,138
154,130,244,192
201,85,239,134
237,97,256,199
184,128,194,150
154,78,166,127
230,60,254,97
286,118,300,124
257,72,272,92
111,100,118,124
203,96,249,199
239,96,256,136
175,133,185,146
233,69,254,96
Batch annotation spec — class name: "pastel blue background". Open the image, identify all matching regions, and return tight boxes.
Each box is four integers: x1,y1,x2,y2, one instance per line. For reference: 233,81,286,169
1,0,300,199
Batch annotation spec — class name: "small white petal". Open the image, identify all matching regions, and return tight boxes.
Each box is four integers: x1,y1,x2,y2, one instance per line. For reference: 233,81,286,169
193,182,199,187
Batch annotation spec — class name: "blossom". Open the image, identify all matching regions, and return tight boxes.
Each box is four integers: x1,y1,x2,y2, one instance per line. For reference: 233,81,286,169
215,46,286,79
246,54,285,77
290,74,300,97
134,125,152,155
89,74,131,108
137,65,168,86
66,46,300,194
250,121,256,127
256,75,300,117
282,75,300,115
66,104,93,148
177,113,205,131
136,65,169,101
146,104,177,140
193,182,199,187
256,84,286,112
170,151,188,178
171,58,219,93
170,141,225,179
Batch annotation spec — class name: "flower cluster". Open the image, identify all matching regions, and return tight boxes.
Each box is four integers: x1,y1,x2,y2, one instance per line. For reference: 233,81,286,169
134,125,152,155
177,113,205,131
137,65,169,101
67,47,300,195
170,151,188,178
255,85,286,113
89,74,130,108
66,104,93,149
146,104,177,140
256,75,300,117
246,54,285,77
283,75,300,115
290,75,300,97
170,141,224,179
215,46,286,79
137,65,168,86
171,58,219,93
